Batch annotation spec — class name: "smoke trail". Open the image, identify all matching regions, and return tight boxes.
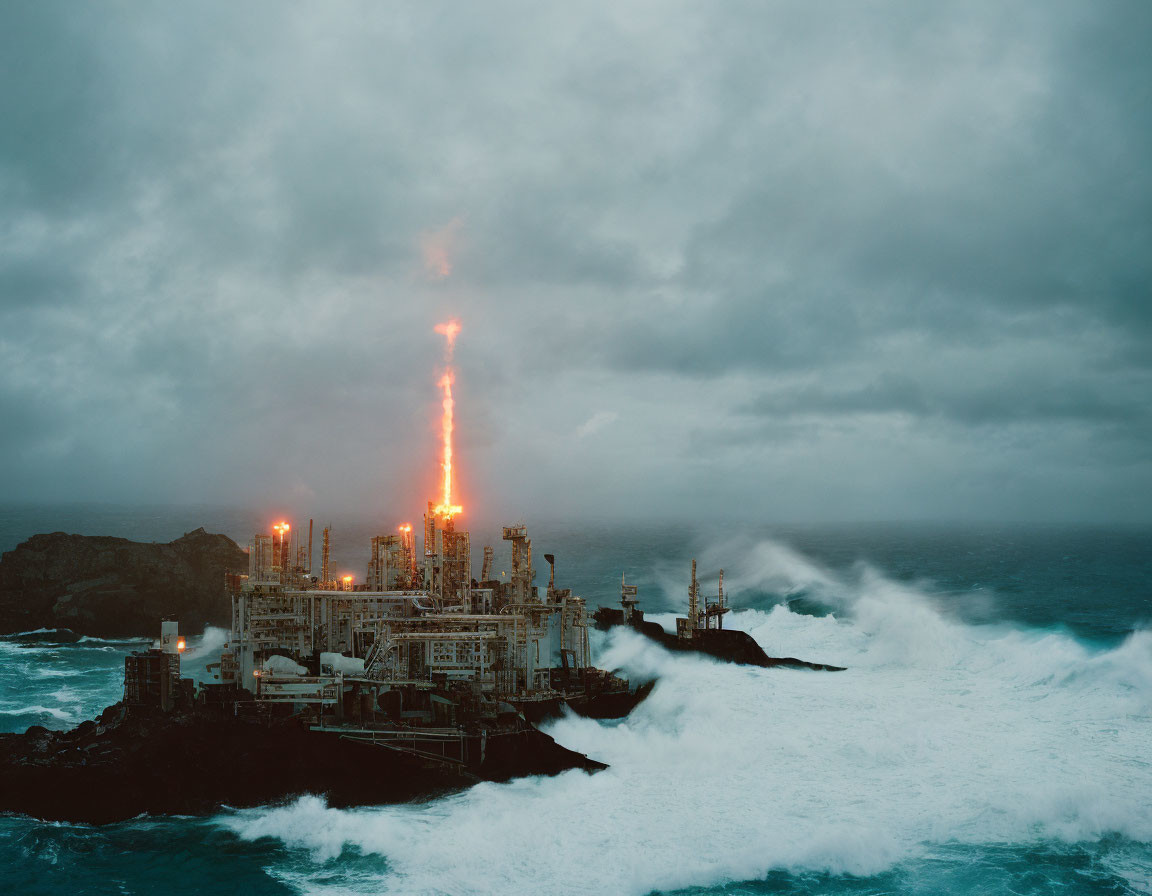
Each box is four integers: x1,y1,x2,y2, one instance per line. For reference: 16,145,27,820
422,217,464,281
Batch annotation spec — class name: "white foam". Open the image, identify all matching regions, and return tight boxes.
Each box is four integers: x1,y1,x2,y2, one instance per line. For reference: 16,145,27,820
176,626,234,686
0,705,75,722
192,626,230,656
2,627,65,637
219,541,1152,895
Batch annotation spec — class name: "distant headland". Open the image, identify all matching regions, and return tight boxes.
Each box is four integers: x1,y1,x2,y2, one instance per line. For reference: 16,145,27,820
0,529,245,637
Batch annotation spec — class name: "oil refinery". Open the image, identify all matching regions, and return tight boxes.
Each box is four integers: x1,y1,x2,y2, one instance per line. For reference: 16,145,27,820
0,319,643,823
202,319,638,729
208,507,636,727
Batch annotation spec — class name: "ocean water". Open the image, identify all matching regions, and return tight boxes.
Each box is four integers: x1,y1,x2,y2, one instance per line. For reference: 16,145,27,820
1,505,1150,896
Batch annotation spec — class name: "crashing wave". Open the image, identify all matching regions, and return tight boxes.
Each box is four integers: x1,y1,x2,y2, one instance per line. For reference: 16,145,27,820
218,539,1152,896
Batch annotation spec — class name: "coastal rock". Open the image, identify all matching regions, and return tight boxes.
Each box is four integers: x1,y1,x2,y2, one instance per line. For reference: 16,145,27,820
0,704,606,824
0,529,247,637
593,607,846,671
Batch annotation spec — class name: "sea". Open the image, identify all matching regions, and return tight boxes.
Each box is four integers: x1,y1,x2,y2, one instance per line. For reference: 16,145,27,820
1,504,1150,896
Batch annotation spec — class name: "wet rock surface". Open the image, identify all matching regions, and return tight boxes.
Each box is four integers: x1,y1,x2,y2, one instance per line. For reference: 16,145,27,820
0,529,247,637
593,607,846,671
513,680,657,723
0,703,605,825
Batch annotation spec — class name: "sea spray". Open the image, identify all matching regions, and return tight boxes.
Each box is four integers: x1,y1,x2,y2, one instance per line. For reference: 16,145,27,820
217,540,1152,895
0,705,76,723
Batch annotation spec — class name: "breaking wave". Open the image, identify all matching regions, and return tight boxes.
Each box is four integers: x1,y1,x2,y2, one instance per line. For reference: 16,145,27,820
0,628,73,639
0,705,76,723
0,624,232,736
209,540,1151,893
192,626,229,656
176,626,230,686
30,668,83,679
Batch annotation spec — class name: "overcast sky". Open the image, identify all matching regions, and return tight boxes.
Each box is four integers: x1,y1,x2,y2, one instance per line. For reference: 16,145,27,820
1,2,1149,524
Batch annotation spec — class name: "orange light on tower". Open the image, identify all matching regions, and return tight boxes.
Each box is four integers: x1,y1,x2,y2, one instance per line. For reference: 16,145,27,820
433,319,463,518
272,521,291,570
397,524,416,579
176,638,186,652
342,574,354,592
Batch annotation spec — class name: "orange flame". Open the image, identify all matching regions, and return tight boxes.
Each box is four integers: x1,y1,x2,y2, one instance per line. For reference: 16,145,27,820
434,319,461,356
433,320,463,517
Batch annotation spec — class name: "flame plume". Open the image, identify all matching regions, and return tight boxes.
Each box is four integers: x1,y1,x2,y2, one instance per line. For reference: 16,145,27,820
433,319,463,517
434,319,461,355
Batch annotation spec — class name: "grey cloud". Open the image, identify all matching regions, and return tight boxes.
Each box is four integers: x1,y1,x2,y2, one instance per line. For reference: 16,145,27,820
738,373,1150,427
0,257,83,310
0,1,1149,522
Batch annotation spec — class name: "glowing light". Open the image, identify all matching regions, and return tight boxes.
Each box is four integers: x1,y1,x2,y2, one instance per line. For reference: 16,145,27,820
434,319,461,352
433,320,463,518
399,524,412,532
176,639,186,652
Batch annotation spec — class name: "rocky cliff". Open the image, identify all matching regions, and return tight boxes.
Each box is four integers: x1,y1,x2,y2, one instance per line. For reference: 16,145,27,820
0,529,247,637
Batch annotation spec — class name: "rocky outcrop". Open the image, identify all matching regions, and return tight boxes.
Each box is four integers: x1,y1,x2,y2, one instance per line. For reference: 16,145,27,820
0,529,247,637
0,704,606,824
593,606,846,671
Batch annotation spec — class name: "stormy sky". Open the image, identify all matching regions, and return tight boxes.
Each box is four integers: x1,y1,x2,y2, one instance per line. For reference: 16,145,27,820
1,2,1149,524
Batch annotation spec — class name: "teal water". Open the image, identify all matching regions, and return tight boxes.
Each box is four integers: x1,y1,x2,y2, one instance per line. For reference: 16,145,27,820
1,506,1150,895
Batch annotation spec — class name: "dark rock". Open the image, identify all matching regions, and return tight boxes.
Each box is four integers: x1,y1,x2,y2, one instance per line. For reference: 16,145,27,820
0,703,606,824
0,529,247,637
569,679,657,719
512,680,657,724
593,606,846,671
73,720,96,739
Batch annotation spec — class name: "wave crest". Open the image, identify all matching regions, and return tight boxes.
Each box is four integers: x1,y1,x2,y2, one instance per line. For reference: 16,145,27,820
216,540,1152,895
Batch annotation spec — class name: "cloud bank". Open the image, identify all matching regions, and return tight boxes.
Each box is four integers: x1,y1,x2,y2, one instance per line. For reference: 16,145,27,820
1,2,1149,522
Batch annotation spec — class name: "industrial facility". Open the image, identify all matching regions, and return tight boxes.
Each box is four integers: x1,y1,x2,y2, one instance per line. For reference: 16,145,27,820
201,504,629,726
123,319,639,772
